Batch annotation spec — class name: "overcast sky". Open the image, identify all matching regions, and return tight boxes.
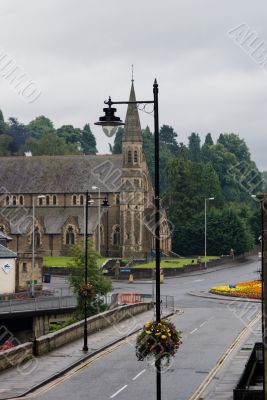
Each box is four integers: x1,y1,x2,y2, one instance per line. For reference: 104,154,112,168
1,0,267,169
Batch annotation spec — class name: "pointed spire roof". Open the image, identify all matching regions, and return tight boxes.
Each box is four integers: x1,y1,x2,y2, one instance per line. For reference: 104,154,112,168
122,82,142,143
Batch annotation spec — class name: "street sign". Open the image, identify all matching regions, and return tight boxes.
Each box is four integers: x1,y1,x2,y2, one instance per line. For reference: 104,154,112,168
1,264,14,274
120,269,131,272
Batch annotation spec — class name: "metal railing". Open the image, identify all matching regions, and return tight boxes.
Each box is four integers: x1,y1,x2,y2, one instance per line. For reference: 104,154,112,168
0,295,78,314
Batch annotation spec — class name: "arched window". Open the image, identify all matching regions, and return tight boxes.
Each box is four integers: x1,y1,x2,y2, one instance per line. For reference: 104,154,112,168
39,196,44,206
80,195,84,205
113,226,120,246
66,226,75,245
52,195,57,205
34,227,41,248
46,195,50,205
72,195,77,205
127,150,132,163
134,150,138,163
12,196,16,206
5,196,10,206
19,195,24,205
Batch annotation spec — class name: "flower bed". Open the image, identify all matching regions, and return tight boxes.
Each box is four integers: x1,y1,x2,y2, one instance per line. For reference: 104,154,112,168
210,280,261,299
0,340,15,352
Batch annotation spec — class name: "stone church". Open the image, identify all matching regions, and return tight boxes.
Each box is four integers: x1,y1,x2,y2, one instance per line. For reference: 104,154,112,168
0,83,172,258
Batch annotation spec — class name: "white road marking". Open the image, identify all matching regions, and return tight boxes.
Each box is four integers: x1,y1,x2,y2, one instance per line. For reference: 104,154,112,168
190,328,198,334
200,320,207,328
110,385,128,398
193,279,204,282
132,369,146,381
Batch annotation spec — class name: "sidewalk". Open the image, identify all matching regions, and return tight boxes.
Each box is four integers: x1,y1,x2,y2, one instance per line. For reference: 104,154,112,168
203,319,262,399
0,307,171,399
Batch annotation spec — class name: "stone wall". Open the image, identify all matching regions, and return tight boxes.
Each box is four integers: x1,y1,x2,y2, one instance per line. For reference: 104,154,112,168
0,302,151,371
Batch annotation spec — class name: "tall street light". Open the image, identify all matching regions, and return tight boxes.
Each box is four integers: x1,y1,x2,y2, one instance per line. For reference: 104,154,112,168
83,191,110,352
32,194,45,297
92,186,101,254
95,80,162,400
204,197,214,269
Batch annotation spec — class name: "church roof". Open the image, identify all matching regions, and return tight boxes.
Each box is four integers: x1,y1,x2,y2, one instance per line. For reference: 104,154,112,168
0,154,123,194
0,231,12,241
1,206,101,235
122,82,142,143
0,244,17,259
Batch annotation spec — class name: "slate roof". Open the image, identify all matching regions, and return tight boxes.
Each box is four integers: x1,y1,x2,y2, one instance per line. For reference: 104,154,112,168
3,206,101,235
0,154,123,194
0,231,12,241
0,244,17,258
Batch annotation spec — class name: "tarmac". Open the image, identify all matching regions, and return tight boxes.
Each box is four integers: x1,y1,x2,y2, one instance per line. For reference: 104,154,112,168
0,258,262,400
0,308,173,400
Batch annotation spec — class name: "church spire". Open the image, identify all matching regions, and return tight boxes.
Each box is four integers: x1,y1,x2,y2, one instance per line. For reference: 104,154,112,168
122,82,142,143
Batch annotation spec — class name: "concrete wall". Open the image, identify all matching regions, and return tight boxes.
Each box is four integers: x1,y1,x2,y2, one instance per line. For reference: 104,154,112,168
0,258,16,294
0,302,151,371
0,342,33,372
36,302,151,356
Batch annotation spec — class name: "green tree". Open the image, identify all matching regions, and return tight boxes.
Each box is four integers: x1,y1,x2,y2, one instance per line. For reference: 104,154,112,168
188,132,201,162
26,116,54,139
81,124,98,154
7,118,27,154
24,130,80,155
0,110,7,135
160,125,179,155
208,207,254,255
0,135,12,156
68,243,112,317
204,133,214,146
110,127,124,154
217,133,251,163
57,125,83,145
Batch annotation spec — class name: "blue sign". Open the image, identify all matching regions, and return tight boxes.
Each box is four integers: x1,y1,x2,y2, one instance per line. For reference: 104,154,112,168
120,269,131,273
1,263,13,274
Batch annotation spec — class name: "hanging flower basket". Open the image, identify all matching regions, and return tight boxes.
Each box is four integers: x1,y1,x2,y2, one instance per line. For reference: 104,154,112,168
136,320,182,365
78,283,95,301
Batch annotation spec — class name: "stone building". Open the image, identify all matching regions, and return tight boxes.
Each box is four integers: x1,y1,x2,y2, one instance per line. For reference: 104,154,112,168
0,83,171,258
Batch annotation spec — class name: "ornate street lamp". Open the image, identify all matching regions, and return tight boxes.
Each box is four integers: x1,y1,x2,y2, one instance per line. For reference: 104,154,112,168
83,191,110,352
95,80,162,400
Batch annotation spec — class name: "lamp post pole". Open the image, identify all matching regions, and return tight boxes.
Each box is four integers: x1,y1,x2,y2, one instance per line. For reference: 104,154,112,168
83,190,89,352
31,195,45,297
95,79,162,400
32,198,35,297
92,186,101,254
204,197,214,269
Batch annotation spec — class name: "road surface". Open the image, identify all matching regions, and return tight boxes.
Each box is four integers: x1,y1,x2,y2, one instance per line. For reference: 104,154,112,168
26,257,260,400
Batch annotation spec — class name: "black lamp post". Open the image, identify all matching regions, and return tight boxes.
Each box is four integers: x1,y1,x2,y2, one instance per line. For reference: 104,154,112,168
95,80,162,400
83,191,110,352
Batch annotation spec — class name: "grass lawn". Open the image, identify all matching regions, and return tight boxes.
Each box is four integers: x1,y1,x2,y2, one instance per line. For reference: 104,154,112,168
132,256,219,269
43,256,109,267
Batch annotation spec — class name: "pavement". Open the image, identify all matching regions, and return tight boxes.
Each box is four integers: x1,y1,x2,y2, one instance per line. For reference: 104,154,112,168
0,307,173,399
203,317,262,399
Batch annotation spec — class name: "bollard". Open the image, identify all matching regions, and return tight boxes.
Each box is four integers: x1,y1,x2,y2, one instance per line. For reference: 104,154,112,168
160,272,164,284
129,273,133,283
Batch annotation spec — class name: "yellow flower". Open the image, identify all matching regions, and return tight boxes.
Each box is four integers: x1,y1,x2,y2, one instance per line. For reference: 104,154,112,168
145,323,151,328
146,330,152,334
161,335,167,339
155,332,161,336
